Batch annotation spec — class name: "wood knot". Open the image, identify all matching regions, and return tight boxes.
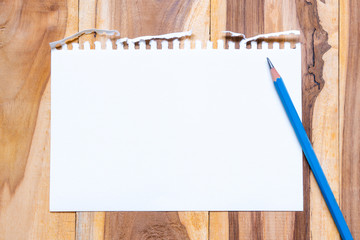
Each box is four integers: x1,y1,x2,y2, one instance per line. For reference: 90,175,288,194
49,4,59,11
140,223,190,240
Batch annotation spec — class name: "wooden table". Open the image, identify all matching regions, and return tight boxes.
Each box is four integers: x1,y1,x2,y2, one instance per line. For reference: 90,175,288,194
0,0,359,239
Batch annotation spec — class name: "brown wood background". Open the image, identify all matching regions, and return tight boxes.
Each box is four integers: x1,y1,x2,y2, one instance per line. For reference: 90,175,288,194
0,0,359,239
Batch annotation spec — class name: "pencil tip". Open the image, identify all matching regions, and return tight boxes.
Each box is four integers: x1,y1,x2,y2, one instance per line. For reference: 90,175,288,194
267,58,281,81
267,57,274,69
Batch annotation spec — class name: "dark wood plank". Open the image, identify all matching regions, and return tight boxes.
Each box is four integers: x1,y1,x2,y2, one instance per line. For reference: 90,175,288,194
340,0,360,238
228,212,239,240
225,1,274,239
226,0,264,36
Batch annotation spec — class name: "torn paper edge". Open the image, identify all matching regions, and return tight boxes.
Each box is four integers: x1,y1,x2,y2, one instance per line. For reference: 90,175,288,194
50,29,192,49
223,30,300,43
49,29,120,49
51,29,301,50
116,30,192,44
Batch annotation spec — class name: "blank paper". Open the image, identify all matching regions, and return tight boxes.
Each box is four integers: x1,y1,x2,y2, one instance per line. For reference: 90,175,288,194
50,44,303,211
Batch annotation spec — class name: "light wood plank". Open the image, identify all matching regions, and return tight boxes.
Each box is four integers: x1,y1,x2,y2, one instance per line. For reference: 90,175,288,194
76,1,106,238
310,0,340,238
340,0,360,238
183,0,210,44
292,0,335,238
78,0,96,46
264,0,299,33
76,212,105,240
208,1,227,237
66,0,80,35
264,0,340,239
0,0,77,239
209,212,229,240
210,0,226,48
179,212,209,240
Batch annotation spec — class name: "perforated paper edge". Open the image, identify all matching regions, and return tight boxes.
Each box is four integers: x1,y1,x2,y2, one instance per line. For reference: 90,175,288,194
51,29,301,50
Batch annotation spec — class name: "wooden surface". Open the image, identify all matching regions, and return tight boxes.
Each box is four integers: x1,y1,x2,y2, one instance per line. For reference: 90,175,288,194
0,0,358,239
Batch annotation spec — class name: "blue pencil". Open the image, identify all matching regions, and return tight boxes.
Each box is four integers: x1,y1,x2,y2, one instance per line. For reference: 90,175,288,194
266,58,353,240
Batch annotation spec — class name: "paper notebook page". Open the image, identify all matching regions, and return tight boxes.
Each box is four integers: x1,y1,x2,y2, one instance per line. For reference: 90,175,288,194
50,47,302,211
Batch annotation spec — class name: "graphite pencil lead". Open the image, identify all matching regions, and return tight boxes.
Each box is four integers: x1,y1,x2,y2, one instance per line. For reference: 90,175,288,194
267,58,281,81
267,57,274,69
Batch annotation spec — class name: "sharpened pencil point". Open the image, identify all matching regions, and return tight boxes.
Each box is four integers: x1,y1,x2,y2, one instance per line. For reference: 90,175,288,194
267,57,274,69
267,58,281,82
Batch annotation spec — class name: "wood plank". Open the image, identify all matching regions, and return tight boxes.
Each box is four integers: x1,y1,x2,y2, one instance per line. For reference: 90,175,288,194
210,0,227,47
264,0,340,239
102,212,192,239
226,0,264,36
178,212,209,240
264,0,299,32
309,0,340,238
293,0,333,238
340,0,360,238
78,0,96,46
75,0,210,239
0,0,77,239
225,1,265,239
75,2,101,239
208,2,228,237
263,1,299,239
76,212,105,240
237,212,262,239
209,212,229,240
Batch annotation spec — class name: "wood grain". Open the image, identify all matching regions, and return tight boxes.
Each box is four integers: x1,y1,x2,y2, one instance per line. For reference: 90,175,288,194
295,1,333,238
209,212,229,240
103,212,190,240
0,0,355,239
210,0,226,46
0,0,76,239
226,0,264,36
178,212,209,240
310,0,340,238
340,0,360,238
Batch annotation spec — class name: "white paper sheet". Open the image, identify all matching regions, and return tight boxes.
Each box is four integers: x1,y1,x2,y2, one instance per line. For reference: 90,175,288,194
50,42,303,211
